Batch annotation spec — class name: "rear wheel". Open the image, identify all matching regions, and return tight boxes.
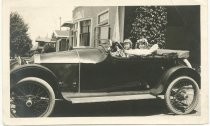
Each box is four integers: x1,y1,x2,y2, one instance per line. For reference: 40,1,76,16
165,76,199,115
10,77,55,117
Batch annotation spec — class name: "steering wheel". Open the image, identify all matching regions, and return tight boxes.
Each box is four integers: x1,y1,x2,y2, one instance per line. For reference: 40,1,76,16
110,42,126,57
118,49,126,57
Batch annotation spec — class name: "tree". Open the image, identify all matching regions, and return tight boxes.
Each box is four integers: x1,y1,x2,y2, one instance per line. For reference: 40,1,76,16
10,12,32,58
129,6,167,48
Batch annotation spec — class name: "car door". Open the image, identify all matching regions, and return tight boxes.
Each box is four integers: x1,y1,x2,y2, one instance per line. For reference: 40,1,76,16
79,57,155,92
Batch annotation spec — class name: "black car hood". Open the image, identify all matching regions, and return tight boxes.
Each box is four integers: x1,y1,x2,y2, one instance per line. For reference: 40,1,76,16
34,48,108,64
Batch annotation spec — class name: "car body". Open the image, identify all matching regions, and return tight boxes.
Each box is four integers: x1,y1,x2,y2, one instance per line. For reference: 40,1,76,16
10,45,200,117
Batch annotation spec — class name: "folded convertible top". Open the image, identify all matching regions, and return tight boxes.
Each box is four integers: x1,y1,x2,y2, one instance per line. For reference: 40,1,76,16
156,49,189,59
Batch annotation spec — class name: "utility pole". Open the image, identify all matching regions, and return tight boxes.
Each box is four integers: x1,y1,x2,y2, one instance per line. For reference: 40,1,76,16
59,17,62,30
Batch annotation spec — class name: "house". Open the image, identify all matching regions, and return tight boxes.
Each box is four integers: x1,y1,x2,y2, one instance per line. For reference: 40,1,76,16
61,6,200,66
62,6,125,48
52,30,70,52
35,36,56,53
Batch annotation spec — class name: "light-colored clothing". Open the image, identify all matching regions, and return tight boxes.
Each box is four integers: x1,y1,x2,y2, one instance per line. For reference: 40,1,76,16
125,44,159,56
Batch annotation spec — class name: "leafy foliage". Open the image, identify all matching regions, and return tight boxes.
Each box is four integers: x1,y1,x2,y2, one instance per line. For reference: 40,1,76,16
10,12,32,57
129,6,167,48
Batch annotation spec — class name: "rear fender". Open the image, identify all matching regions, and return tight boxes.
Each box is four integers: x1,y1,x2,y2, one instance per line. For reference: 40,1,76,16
151,65,200,95
10,64,62,98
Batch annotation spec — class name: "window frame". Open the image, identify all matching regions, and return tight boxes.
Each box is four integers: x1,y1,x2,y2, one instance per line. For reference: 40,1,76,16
73,18,92,48
94,25,111,47
97,9,109,26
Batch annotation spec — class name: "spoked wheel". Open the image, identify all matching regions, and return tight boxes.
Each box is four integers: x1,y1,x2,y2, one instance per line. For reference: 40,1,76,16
165,76,199,115
10,77,55,117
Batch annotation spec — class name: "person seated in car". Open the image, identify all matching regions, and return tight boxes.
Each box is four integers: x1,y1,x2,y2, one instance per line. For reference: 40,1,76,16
123,39,132,50
125,37,159,56
135,37,149,49
109,40,126,57
122,39,133,57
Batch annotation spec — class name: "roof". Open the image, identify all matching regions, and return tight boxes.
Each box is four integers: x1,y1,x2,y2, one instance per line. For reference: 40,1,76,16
35,37,56,43
54,30,69,38
61,21,74,27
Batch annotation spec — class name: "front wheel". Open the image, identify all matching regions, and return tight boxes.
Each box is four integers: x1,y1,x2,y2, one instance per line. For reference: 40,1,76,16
165,76,199,115
10,77,55,117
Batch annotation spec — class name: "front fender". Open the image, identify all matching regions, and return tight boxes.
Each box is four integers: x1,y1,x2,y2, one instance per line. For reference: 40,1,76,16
10,64,62,98
151,65,200,95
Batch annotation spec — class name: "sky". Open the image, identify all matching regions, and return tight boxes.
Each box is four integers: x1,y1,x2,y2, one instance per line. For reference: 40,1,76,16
9,0,75,47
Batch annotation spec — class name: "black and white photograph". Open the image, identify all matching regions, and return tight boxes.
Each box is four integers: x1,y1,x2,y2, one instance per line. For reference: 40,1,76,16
2,0,208,125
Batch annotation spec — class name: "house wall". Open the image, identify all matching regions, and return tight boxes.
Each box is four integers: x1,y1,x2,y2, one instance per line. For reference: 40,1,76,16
72,6,125,47
56,40,60,52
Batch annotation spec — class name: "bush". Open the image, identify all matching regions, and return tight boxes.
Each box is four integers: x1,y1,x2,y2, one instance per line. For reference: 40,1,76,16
129,6,167,48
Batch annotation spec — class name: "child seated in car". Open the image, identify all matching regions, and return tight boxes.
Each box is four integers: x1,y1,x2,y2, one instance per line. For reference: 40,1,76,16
122,39,133,57
123,39,132,50
125,38,159,56
135,38,149,49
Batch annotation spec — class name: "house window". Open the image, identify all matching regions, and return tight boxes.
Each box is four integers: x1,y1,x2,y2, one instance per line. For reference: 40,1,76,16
72,20,91,47
80,20,91,46
94,26,110,47
98,11,109,25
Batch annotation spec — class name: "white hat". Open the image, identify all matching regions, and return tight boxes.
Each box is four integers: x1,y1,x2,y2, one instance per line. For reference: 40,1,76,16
123,39,132,45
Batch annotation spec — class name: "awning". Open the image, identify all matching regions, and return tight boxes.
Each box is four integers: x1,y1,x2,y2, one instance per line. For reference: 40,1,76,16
61,21,74,27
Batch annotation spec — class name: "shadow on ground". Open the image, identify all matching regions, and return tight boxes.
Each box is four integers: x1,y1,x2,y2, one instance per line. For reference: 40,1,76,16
51,99,173,117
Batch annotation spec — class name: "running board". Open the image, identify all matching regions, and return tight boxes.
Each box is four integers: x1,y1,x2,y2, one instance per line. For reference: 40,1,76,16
67,94,156,104
62,90,151,98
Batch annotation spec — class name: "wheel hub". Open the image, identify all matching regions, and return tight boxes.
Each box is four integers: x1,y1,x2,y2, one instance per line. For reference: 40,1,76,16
10,78,56,117
176,90,188,101
26,97,33,107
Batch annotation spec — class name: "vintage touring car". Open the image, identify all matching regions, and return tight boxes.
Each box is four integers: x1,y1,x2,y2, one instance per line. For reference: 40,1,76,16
10,43,200,117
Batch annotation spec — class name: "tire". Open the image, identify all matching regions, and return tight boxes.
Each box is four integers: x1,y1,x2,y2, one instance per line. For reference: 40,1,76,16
10,77,55,117
165,76,199,115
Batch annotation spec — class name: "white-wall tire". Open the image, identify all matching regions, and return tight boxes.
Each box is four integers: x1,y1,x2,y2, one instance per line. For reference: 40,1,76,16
10,77,55,117
165,76,199,115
